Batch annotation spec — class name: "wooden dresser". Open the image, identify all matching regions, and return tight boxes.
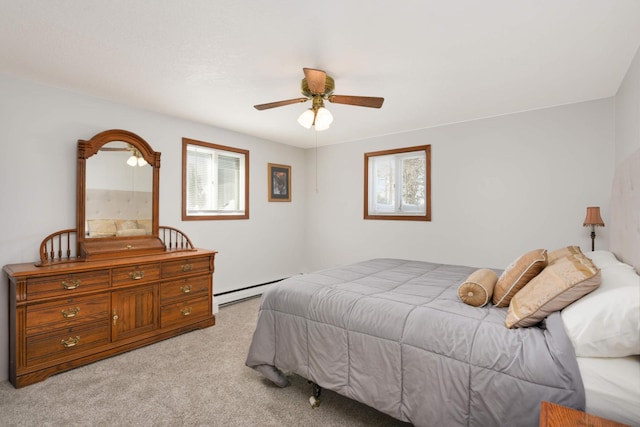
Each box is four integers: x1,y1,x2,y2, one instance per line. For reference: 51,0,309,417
4,248,217,388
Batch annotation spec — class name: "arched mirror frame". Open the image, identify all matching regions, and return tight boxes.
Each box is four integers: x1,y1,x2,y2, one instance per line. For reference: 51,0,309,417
77,129,161,257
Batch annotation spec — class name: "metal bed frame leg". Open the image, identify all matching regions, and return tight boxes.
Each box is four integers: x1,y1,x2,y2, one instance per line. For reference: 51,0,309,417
308,382,322,408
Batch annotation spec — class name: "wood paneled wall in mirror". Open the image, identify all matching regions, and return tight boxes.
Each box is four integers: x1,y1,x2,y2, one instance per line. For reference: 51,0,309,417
77,129,163,260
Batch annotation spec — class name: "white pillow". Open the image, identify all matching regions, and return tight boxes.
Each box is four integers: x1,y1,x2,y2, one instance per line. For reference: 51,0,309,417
561,260,640,357
584,250,635,270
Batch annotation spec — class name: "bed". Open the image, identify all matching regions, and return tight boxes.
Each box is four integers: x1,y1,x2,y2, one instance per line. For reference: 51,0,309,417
245,249,639,426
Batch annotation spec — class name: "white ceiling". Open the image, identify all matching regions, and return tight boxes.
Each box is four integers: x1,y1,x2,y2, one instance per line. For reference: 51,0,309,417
1,1,639,148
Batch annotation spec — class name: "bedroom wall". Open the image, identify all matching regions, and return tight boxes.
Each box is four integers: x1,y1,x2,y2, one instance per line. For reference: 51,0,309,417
303,98,616,272
0,72,306,383
615,45,640,165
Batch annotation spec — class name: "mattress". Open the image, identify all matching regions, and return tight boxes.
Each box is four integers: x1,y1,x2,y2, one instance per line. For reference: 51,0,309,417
578,356,640,426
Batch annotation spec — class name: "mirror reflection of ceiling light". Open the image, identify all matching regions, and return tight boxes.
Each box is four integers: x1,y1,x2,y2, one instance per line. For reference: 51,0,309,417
127,149,147,167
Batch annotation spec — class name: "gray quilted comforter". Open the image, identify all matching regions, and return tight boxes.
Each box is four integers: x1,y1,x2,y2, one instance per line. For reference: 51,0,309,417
246,259,584,426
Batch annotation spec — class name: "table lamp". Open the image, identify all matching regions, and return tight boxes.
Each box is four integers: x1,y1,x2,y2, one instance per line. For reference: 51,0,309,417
583,207,605,251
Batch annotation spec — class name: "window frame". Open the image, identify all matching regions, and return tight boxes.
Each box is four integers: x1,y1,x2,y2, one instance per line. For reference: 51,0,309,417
182,137,249,221
364,144,431,221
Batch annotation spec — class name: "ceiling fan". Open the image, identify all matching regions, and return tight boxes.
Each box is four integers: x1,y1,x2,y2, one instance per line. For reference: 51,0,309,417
254,68,384,130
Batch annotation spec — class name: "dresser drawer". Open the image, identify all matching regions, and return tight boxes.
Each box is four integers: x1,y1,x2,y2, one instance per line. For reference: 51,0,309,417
162,256,211,278
26,270,110,300
26,294,110,335
161,296,210,328
26,321,110,366
112,263,161,286
160,275,210,303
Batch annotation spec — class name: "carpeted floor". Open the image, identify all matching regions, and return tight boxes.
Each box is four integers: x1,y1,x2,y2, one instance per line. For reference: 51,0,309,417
0,296,411,426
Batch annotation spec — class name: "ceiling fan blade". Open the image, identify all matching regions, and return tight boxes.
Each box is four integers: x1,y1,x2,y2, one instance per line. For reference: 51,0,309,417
99,147,130,151
303,68,327,94
254,98,309,110
328,95,384,108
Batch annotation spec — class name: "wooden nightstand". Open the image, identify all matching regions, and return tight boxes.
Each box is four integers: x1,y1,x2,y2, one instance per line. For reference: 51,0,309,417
540,401,632,427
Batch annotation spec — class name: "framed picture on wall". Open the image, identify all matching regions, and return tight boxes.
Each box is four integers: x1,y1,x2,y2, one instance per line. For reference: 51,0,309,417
268,163,291,202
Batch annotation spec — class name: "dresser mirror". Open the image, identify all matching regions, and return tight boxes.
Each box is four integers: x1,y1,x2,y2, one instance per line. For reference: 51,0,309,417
77,129,163,259
85,141,153,237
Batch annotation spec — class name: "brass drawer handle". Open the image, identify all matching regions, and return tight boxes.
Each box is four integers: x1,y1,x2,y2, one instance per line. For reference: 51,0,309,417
61,307,80,318
61,336,80,348
180,307,192,316
181,263,193,272
61,280,80,290
129,270,145,280
181,285,192,294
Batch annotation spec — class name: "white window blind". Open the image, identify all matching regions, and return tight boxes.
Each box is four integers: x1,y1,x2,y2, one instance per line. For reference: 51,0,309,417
185,144,246,216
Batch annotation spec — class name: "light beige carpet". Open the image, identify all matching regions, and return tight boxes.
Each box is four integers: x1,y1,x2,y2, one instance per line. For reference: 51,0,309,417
0,296,411,426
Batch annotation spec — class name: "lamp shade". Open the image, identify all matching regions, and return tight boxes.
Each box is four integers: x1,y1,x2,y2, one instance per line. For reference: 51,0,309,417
297,109,315,129
583,206,604,227
314,107,333,131
127,155,138,166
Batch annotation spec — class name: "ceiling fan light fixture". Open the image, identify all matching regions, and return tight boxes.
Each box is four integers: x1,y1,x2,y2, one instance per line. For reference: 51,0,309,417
256,68,383,131
297,109,315,129
137,157,148,167
314,107,333,131
127,154,138,166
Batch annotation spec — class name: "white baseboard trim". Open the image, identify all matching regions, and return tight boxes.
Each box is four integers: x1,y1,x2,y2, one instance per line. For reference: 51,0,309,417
212,283,273,313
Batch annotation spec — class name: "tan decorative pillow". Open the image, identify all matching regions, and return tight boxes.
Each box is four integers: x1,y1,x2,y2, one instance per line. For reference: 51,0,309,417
115,219,138,231
458,269,498,307
547,245,583,265
506,254,601,328
492,249,548,307
137,219,152,235
87,219,117,237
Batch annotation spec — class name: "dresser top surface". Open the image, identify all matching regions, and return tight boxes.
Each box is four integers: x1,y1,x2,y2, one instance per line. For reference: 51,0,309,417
3,248,217,278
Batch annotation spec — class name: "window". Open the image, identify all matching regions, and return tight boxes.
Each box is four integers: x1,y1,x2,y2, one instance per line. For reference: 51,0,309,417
182,138,249,220
364,145,431,221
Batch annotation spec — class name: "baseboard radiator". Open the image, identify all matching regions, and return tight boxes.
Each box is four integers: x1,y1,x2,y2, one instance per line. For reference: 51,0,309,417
212,278,287,313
